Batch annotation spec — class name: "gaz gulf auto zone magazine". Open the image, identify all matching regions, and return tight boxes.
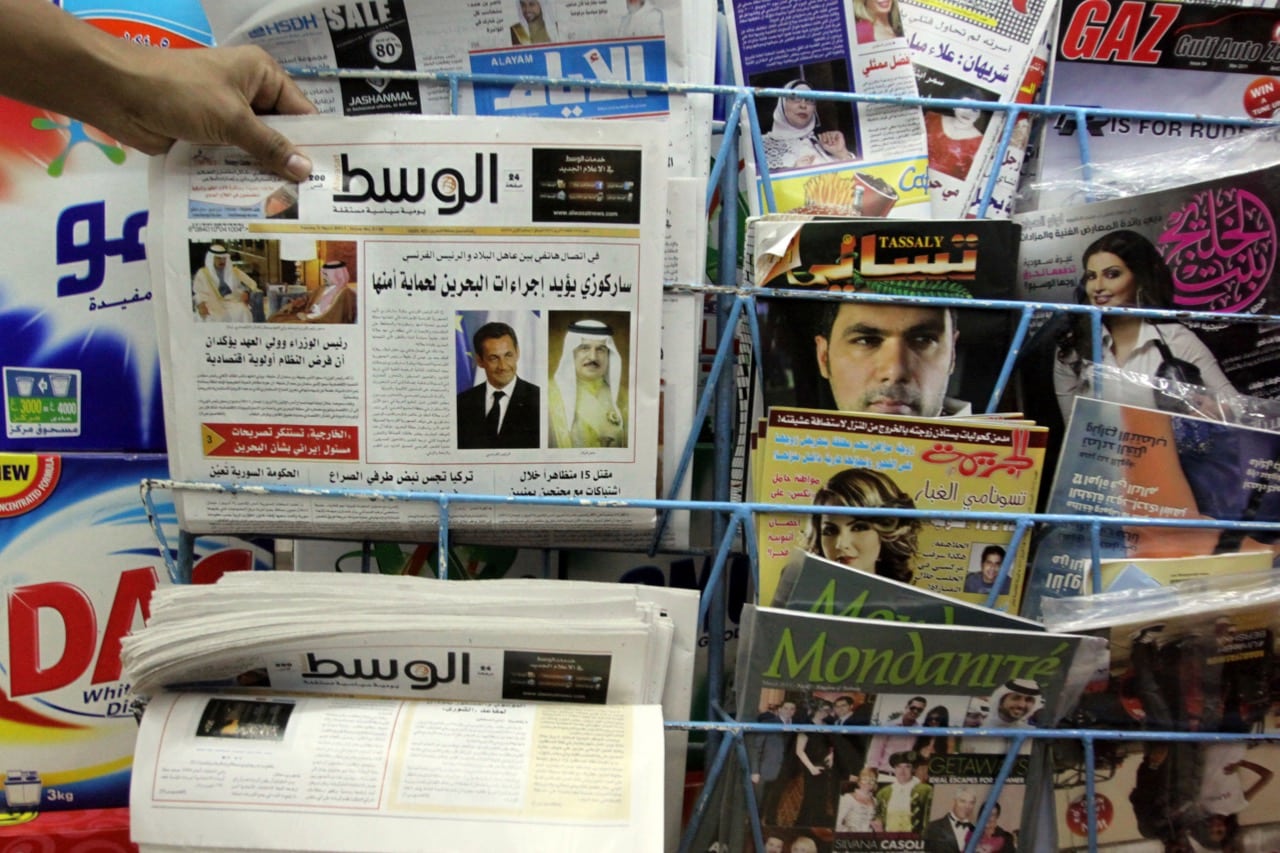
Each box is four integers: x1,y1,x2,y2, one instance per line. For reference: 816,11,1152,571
149,114,666,544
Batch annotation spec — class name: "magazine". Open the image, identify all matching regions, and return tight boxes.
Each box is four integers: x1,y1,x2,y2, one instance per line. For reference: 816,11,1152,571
1033,0,1280,208
729,604,1106,852
129,689,666,853
1043,585,1280,852
776,550,1046,630
1021,396,1280,620
898,0,1059,218
723,0,932,218
743,216,1023,424
753,406,1048,612
199,0,715,182
149,114,667,544
961,37,1049,219
1014,161,1280,403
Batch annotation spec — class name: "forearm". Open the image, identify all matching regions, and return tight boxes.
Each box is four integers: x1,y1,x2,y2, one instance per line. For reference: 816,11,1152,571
0,0,315,179
0,0,130,120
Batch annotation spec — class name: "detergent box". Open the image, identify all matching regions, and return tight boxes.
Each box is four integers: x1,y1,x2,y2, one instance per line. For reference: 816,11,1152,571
0,1,212,451
0,452,273,817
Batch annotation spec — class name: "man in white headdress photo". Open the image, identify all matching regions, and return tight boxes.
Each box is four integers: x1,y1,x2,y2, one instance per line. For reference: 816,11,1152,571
192,243,261,323
549,318,628,448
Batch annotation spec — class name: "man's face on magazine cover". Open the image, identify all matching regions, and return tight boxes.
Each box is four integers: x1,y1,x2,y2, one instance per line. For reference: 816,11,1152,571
998,691,1035,722
814,302,957,418
981,550,1002,583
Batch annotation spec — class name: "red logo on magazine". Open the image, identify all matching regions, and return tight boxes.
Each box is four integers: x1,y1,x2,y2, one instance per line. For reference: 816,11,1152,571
1059,0,1178,64
0,454,60,518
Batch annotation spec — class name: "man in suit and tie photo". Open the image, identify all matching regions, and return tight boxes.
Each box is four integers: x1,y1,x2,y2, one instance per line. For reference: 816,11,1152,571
923,787,980,853
457,321,540,449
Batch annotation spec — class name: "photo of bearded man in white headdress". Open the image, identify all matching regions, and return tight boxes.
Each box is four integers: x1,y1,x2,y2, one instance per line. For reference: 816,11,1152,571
548,314,629,448
191,242,261,323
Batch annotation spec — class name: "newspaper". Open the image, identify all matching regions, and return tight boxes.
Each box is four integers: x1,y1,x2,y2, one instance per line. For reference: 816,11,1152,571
149,115,667,543
130,690,665,853
123,571,699,851
899,0,1058,218
1033,0,1280,208
199,0,713,182
723,0,933,219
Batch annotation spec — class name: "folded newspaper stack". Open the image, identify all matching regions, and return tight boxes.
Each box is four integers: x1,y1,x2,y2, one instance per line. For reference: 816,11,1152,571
122,573,698,853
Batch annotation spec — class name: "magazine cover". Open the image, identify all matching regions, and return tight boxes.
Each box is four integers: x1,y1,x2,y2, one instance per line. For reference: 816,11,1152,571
1035,0,1280,208
149,115,667,545
745,217,1023,424
731,604,1106,852
1049,595,1280,852
898,0,1058,219
1021,396,1280,620
1013,161,1280,456
777,550,1045,631
723,0,932,218
754,406,1048,612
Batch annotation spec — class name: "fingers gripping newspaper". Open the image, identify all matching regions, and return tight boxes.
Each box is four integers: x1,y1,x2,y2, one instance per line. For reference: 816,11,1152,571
150,115,667,542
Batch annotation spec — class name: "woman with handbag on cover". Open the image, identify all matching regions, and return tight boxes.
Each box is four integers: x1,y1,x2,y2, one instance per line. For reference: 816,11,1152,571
1051,228,1236,423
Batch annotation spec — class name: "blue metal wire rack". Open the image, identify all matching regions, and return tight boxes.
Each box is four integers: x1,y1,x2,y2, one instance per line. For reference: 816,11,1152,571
139,51,1280,853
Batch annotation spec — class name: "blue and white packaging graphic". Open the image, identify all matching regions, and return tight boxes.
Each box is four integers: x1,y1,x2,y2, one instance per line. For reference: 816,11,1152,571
0,2,212,452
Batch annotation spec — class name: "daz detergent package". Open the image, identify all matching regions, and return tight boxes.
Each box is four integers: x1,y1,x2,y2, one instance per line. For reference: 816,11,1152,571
0,452,272,818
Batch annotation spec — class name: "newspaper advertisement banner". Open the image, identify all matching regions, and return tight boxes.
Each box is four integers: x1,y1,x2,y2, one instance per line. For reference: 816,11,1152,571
723,0,932,219
202,0,708,180
150,115,666,542
899,0,1055,218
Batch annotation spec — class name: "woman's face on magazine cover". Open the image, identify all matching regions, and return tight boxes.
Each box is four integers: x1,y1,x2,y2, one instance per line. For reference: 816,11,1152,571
871,0,895,20
782,96,816,129
1084,251,1138,308
819,515,881,570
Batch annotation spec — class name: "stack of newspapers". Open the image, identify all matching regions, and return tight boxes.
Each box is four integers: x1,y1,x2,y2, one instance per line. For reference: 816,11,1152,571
121,573,698,853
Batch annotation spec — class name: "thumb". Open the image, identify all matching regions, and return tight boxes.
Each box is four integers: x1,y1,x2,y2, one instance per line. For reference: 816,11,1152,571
232,115,312,182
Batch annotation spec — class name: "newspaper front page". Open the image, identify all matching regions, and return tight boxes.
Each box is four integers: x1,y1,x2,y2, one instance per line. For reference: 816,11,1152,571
131,690,665,853
151,115,666,542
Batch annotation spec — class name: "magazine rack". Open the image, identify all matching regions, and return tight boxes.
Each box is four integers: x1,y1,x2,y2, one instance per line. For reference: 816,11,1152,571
138,47,1280,853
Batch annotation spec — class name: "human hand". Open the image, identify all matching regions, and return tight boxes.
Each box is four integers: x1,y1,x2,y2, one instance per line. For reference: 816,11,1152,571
0,0,313,181
817,130,851,159
94,44,318,181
